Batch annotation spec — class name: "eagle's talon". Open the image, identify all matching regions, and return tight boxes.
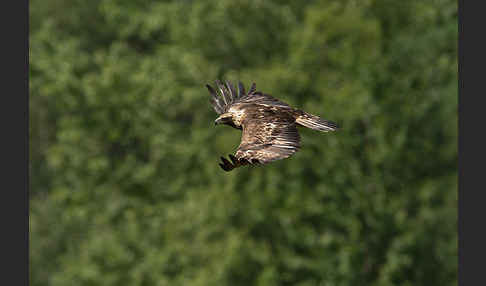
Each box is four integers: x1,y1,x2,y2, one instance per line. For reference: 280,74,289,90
220,157,231,165
228,154,238,165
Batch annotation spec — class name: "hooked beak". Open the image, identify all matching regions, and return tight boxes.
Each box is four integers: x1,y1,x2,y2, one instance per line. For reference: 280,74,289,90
214,116,223,125
214,113,231,125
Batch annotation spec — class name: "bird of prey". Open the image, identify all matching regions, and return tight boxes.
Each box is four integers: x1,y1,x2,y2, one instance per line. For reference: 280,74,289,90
207,80,339,171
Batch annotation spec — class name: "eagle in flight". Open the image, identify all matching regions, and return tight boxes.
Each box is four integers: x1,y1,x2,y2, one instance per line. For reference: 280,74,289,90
207,80,339,172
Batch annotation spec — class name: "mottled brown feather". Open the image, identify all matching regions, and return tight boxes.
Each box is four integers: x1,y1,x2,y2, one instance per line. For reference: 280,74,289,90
235,108,300,164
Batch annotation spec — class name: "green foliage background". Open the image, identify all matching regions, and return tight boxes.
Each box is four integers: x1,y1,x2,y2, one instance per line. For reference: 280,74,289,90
30,0,457,285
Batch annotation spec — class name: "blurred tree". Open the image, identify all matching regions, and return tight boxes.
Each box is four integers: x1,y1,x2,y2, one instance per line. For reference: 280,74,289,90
30,0,457,285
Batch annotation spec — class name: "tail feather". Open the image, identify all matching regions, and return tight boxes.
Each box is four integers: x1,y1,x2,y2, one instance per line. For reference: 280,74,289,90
295,112,339,132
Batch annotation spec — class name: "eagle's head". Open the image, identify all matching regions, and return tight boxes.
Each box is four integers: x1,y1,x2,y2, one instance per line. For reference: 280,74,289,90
214,113,232,125
214,112,242,129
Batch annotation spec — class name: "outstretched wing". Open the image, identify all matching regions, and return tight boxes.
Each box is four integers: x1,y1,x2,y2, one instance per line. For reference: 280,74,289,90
207,81,291,115
219,109,301,171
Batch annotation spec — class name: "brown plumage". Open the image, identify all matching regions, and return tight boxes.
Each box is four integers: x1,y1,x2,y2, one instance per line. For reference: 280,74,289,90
207,80,339,172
